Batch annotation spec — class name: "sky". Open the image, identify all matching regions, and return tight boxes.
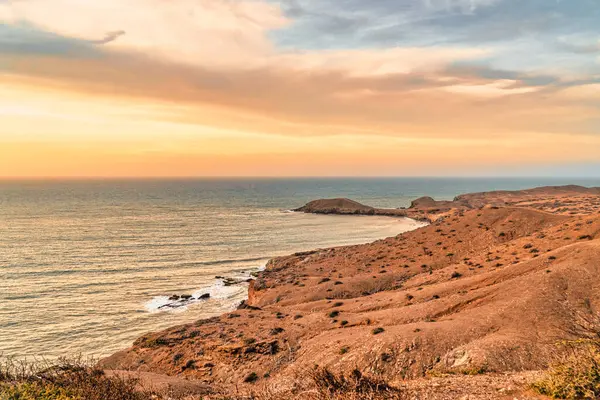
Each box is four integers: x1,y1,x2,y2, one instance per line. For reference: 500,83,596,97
0,0,599,177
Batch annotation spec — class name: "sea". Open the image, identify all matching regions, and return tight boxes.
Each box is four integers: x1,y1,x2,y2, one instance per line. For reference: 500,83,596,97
2,177,600,359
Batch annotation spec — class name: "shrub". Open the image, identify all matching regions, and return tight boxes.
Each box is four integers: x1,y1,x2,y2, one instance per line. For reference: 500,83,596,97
270,327,285,335
372,327,385,335
173,353,184,364
310,367,405,399
0,358,156,400
533,340,600,399
140,337,169,348
244,372,259,383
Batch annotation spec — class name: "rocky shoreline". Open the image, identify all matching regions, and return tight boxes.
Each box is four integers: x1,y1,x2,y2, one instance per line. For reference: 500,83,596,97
100,185,600,399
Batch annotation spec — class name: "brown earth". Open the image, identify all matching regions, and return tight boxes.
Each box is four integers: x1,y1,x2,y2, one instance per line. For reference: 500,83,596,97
100,185,600,398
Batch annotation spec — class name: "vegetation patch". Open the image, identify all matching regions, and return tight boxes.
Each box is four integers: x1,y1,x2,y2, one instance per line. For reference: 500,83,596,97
533,340,600,399
0,358,157,400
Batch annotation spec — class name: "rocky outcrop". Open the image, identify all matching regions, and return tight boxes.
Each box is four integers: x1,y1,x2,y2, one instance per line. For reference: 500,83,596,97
293,198,440,221
409,196,463,211
295,198,387,215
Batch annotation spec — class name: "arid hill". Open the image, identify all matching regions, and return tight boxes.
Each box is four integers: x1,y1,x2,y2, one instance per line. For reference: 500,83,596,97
294,198,408,217
101,185,600,399
294,197,464,222
295,185,600,221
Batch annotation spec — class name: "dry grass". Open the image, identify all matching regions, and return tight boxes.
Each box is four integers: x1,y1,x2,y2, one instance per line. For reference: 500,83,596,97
306,368,406,400
531,307,600,399
0,357,159,400
212,367,407,400
0,358,406,400
532,340,600,399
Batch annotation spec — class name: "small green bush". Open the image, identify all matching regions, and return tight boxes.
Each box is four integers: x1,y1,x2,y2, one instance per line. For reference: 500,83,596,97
0,381,73,400
451,272,462,279
244,372,259,383
533,340,600,399
372,327,385,335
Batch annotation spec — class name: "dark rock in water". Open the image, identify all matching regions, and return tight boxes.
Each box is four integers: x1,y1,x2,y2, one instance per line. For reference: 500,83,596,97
168,295,180,301
181,294,193,300
215,276,225,279
222,278,241,286
199,293,210,300
159,303,183,310
238,301,261,311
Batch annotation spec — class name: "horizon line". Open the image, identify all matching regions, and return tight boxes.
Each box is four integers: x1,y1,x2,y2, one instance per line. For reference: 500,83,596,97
2,176,600,181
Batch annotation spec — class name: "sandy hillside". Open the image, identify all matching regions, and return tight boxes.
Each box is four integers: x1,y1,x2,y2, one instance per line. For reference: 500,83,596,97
100,185,600,398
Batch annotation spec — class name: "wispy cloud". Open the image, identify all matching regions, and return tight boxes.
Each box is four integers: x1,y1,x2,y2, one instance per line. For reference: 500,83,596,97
0,23,101,56
91,30,126,45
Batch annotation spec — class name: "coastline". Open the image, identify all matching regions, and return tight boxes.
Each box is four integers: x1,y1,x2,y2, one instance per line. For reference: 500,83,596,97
99,185,600,397
2,199,422,361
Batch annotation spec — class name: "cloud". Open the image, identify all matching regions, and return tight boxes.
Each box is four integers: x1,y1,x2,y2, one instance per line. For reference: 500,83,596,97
91,30,126,45
557,38,600,54
0,0,289,67
0,22,101,57
1,0,598,146
3,38,598,145
273,0,599,49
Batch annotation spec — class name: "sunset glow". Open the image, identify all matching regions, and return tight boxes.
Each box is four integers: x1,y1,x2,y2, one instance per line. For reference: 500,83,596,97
1,0,599,177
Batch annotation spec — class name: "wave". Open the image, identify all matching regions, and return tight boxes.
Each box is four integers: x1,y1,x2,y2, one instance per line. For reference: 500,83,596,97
144,268,259,313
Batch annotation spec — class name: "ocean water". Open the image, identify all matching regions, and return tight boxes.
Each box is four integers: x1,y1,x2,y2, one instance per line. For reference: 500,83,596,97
2,177,600,359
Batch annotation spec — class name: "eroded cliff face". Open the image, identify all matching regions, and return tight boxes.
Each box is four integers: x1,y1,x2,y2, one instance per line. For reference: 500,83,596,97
100,186,600,392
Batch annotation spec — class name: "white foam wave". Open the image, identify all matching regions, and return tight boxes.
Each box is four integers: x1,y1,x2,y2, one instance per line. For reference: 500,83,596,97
144,296,189,313
144,266,261,313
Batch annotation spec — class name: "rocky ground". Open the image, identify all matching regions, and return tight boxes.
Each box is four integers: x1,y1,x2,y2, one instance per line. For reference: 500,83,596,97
100,185,600,399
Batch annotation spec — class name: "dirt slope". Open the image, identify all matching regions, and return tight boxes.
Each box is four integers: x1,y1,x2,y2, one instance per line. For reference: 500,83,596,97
100,186,600,397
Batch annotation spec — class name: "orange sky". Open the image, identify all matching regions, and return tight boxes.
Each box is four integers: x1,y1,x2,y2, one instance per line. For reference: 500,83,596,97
1,0,599,177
